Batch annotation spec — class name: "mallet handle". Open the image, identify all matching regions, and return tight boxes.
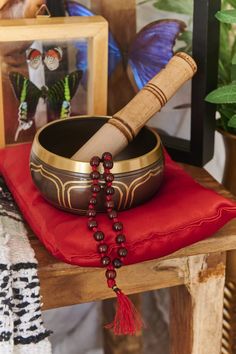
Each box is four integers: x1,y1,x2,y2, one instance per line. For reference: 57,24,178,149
72,52,197,161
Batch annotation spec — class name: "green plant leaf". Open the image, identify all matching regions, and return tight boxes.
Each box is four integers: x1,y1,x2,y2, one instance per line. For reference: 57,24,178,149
215,10,236,23
217,104,236,132
177,30,192,55
220,104,236,119
205,84,236,104
232,52,236,65
231,34,236,59
231,66,236,82
153,0,193,15
178,30,192,43
218,23,232,84
219,60,231,84
177,45,192,55
228,114,236,128
227,0,236,8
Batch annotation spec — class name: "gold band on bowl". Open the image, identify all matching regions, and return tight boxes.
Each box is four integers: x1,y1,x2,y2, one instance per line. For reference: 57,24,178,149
31,116,163,174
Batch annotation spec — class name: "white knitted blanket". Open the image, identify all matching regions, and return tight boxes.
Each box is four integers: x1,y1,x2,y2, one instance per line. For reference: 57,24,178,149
0,177,52,353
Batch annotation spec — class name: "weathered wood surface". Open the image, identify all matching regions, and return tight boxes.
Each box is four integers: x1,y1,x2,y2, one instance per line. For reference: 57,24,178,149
222,282,236,354
170,252,226,354
28,164,236,309
37,252,193,309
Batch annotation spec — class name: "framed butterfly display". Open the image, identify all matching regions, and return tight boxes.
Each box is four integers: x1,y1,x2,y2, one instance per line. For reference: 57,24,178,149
0,16,108,146
69,0,221,166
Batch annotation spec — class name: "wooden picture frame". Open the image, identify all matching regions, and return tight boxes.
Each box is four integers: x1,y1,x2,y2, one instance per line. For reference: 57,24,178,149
0,16,108,147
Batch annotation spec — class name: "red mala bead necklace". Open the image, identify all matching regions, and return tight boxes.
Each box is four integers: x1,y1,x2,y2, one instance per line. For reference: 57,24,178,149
87,152,143,336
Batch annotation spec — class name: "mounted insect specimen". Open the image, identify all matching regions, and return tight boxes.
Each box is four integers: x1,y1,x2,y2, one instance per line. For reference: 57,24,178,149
0,16,108,147
9,70,82,141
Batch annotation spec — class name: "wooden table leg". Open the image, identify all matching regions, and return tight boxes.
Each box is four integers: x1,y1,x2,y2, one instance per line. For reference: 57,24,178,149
170,252,226,354
102,294,143,354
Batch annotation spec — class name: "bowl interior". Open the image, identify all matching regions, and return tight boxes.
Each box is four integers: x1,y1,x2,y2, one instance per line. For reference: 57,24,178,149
38,117,158,161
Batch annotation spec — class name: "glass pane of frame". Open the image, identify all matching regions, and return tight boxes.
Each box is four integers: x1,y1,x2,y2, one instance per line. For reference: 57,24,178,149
85,0,221,166
136,0,193,143
2,38,88,144
0,17,108,147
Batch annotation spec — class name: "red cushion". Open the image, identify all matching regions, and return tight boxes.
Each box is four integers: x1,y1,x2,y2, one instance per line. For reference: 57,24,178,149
0,143,236,267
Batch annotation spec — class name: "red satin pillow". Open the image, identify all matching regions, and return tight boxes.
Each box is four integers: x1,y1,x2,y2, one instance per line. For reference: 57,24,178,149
0,143,236,267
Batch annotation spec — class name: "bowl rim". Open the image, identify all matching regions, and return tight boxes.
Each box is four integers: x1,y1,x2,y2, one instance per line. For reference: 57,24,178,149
31,115,163,174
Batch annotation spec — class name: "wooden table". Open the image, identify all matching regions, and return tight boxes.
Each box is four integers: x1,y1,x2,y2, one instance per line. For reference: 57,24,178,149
28,165,236,354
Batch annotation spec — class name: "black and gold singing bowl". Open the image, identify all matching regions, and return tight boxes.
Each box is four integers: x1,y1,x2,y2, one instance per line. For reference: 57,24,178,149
30,116,164,214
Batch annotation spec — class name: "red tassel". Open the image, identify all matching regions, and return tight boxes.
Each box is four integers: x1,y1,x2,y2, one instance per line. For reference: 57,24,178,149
105,285,144,335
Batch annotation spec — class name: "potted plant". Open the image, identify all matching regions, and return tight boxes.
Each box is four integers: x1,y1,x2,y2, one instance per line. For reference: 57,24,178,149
205,3,236,194
205,5,236,353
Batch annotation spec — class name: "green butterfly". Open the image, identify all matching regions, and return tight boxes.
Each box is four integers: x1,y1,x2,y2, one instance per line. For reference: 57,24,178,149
9,70,83,141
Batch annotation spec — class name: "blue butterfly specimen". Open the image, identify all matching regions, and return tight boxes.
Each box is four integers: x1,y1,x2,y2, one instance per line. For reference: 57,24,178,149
9,70,83,141
66,1,185,90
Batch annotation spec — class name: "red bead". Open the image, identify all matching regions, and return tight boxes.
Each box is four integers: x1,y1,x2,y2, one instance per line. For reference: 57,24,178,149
118,247,128,257
89,204,94,210
90,171,100,180
87,219,98,229
98,243,108,253
112,258,123,268
104,173,114,182
105,269,117,279
89,197,97,205
91,184,101,193
87,209,96,217
93,231,104,241
101,256,111,266
106,195,112,201
103,160,113,169
102,152,112,161
113,222,123,232
116,234,126,244
105,200,114,209
105,186,115,195
108,210,117,219
90,156,100,167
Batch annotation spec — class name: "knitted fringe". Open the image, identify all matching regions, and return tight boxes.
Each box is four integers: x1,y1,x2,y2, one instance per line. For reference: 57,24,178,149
0,225,13,353
0,206,52,353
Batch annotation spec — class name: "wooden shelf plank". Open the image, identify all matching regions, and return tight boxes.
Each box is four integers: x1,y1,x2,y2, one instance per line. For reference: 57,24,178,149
25,164,236,308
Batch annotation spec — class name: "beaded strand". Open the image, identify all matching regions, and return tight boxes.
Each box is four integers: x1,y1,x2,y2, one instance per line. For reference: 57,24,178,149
87,152,128,287
87,152,143,335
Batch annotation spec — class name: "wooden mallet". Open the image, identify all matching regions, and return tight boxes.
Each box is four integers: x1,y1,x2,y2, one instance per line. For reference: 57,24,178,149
72,52,197,162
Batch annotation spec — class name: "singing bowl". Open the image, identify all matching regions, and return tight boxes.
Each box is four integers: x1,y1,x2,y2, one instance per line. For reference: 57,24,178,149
30,116,164,214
